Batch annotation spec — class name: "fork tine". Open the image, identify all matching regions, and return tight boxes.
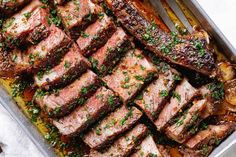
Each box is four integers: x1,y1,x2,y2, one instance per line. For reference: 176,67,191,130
149,0,178,32
165,0,194,33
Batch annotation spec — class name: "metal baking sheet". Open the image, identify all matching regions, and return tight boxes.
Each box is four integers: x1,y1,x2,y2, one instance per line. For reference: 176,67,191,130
0,0,235,157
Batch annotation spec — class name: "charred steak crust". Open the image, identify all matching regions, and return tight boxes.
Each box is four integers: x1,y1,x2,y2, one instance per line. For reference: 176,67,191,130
107,0,216,76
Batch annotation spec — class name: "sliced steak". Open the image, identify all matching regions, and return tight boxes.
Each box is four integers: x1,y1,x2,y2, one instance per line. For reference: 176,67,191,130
135,68,180,121
106,0,216,76
184,123,235,150
53,87,121,136
155,79,199,131
89,124,148,157
2,0,49,47
35,70,100,117
15,25,72,74
90,27,133,76
131,135,166,157
77,14,116,56
83,105,143,149
57,0,102,39
166,98,211,143
0,0,30,15
34,44,90,90
103,49,157,103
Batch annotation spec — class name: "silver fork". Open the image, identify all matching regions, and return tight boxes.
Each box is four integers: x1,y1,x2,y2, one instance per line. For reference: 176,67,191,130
149,0,194,33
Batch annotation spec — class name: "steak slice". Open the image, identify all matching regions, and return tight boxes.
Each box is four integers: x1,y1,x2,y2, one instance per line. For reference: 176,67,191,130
34,44,90,90
89,124,148,157
106,0,216,76
77,14,116,56
103,49,157,103
2,0,49,47
8,25,71,75
57,0,102,39
131,135,168,157
135,68,180,121
53,87,121,136
184,123,235,150
90,27,133,76
17,25,71,74
83,105,143,149
0,0,30,15
155,79,199,131
35,70,100,117
166,99,209,143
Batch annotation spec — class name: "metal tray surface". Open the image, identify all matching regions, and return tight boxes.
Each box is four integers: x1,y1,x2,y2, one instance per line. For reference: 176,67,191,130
0,0,235,157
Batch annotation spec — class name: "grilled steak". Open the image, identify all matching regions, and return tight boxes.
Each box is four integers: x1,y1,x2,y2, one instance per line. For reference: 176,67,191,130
89,124,148,157
103,49,157,103
135,68,180,121
166,98,210,143
16,25,71,74
77,14,116,56
184,123,235,150
34,44,90,90
57,0,102,39
53,0,65,5
35,70,100,117
3,25,71,75
155,78,199,130
53,87,121,136
83,105,143,149
2,0,49,47
131,135,167,157
0,0,30,15
106,0,216,76
90,27,133,76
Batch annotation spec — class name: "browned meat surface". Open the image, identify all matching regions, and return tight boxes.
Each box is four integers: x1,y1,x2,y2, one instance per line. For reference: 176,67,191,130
131,135,166,157
34,44,90,90
77,14,116,56
83,105,143,149
13,25,71,74
166,98,212,143
53,87,121,136
89,124,148,157
179,147,213,157
184,123,235,150
135,68,180,121
35,70,100,117
2,0,49,47
0,0,30,15
155,79,199,131
57,0,102,39
90,27,133,76
103,49,157,103
1,25,71,76
106,0,216,76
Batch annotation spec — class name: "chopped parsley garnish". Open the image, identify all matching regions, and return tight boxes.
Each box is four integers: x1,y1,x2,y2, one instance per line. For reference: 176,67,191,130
160,90,168,98
64,60,71,69
172,91,181,102
81,31,89,38
134,75,144,81
173,74,182,81
107,95,114,105
120,110,133,126
23,12,32,19
207,82,224,101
